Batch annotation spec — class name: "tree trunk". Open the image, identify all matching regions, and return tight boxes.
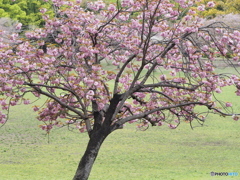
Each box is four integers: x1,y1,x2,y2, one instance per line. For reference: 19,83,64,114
73,129,109,180
73,94,122,179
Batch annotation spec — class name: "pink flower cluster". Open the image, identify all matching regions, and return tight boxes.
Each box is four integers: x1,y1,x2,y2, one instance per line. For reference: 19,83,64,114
207,1,215,8
0,112,7,124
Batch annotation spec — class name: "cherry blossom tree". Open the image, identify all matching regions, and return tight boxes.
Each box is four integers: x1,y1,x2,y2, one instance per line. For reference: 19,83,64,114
1,0,240,179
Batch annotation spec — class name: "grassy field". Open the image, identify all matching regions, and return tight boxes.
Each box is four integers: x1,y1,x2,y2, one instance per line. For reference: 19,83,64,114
1,89,240,180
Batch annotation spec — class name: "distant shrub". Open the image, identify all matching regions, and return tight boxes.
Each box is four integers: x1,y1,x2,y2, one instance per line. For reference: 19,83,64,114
0,0,54,27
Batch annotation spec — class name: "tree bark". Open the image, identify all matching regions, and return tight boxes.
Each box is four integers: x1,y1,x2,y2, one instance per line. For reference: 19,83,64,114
73,94,122,180
73,129,109,180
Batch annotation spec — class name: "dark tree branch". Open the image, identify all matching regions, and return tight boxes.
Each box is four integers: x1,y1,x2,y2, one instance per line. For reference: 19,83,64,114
24,82,86,119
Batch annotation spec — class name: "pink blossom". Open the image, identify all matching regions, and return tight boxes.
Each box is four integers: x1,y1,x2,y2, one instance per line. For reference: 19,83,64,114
0,118,6,124
79,128,85,133
158,121,163,126
232,115,239,121
40,8,47,14
188,9,196,15
98,103,105,110
184,15,192,21
10,101,17,106
87,90,95,96
33,106,40,111
15,23,22,30
41,125,47,130
160,74,166,81
112,60,120,66
207,1,215,8
10,33,18,41
66,119,75,124
221,36,229,43
1,100,7,106
197,5,205,11
108,4,116,11
23,99,30,105
202,45,209,52
137,93,146,98
233,56,239,61
174,120,179,123
84,78,94,85
93,81,99,86
168,124,177,129
97,0,105,9
121,0,133,7
133,100,138,105
41,124,53,131
226,102,232,107
214,87,222,93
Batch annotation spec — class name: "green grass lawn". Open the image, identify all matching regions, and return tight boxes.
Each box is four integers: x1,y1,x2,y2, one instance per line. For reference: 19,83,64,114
1,100,240,180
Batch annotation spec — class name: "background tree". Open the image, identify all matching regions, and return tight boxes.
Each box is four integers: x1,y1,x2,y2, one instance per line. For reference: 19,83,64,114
225,0,240,13
0,0,54,27
197,0,240,19
1,0,240,179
